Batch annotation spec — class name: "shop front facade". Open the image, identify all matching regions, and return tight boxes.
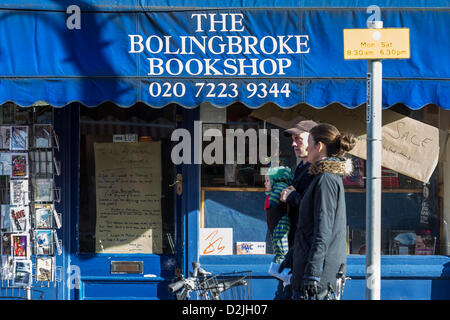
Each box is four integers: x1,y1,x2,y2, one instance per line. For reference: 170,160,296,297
0,1,449,300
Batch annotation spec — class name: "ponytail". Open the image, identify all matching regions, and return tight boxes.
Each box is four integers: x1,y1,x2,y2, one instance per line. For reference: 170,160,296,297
310,124,356,157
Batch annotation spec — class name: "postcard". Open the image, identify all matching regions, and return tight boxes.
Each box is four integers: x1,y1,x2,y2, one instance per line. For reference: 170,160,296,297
11,153,28,178
34,204,53,229
10,206,30,232
1,204,11,231
10,179,29,206
36,256,55,282
34,178,53,202
35,229,54,255
0,152,11,175
10,126,28,151
0,126,11,149
12,259,32,287
1,255,13,280
12,233,30,259
1,233,11,255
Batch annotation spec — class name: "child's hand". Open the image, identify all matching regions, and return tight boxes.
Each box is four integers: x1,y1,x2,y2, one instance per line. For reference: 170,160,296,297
280,186,295,202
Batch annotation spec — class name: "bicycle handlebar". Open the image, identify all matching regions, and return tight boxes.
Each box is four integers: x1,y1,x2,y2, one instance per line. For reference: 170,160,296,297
168,279,185,293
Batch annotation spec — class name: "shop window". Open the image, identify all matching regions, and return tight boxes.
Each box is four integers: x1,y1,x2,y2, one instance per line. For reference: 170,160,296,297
200,103,446,256
78,103,176,254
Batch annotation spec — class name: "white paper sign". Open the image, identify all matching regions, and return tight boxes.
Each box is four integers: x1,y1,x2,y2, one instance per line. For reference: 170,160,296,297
199,228,233,255
236,242,266,255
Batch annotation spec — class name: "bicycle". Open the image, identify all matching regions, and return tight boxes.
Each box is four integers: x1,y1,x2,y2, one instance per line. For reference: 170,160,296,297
168,262,252,300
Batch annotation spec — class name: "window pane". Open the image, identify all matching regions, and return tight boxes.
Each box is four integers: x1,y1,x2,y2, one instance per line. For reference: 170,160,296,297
78,103,176,254
200,104,445,256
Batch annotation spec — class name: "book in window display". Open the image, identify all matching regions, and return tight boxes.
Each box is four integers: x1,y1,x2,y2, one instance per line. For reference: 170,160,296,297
12,259,32,287
11,233,30,259
36,256,55,282
11,153,29,178
381,167,399,189
34,124,53,149
9,206,30,232
34,204,53,229
10,179,29,206
34,230,54,256
343,156,365,187
34,178,53,202
0,126,10,150
10,126,28,151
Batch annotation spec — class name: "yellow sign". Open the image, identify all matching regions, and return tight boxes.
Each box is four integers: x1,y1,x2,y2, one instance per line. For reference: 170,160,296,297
343,28,410,60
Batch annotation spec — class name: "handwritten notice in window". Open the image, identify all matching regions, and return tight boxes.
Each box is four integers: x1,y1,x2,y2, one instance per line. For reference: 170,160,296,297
199,228,233,255
94,142,162,254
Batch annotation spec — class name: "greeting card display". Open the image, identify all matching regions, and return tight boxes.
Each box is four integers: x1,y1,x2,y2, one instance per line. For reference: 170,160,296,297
10,179,29,206
0,108,59,292
36,257,55,282
11,153,28,178
12,233,30,259
9,206,30,232
12,259,32,287
34,125,53,149
0,126,11,150
10,126,28,151
34,230,54,255
34,204,53,229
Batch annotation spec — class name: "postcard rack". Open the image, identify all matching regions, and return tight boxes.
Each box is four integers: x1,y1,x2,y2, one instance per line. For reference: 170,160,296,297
0,106,62,300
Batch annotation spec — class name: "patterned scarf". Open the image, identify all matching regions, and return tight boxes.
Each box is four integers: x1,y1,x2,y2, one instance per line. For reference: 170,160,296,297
265,166,293,207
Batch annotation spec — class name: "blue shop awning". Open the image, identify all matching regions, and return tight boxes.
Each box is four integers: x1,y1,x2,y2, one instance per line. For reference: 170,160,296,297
0,0,448,109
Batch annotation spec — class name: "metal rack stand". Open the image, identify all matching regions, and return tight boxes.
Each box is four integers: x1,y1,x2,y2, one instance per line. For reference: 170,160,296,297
0,106,62,300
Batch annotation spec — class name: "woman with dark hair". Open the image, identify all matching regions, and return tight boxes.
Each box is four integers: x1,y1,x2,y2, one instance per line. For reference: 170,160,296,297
289,123,356,300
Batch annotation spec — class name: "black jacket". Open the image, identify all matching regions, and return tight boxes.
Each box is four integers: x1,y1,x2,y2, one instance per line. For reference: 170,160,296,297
285,161,314,247
290,157,351,293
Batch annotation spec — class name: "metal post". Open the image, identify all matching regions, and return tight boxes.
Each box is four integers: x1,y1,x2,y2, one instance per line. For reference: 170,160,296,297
366,20,383,300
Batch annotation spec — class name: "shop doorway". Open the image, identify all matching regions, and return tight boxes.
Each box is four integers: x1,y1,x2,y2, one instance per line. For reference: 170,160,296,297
70,103,181,300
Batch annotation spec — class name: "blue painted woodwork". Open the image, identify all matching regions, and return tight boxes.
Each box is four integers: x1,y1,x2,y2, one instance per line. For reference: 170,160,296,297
199,255,450,300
